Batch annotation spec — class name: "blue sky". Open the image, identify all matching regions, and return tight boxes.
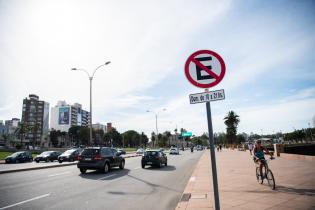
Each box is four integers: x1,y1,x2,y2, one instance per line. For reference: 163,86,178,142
0,0,314,137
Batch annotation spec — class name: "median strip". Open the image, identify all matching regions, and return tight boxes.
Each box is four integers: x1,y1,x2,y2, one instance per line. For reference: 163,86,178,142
0,154,142,174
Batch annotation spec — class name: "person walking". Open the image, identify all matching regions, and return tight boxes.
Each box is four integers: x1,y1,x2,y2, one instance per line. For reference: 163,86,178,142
248,142,254,155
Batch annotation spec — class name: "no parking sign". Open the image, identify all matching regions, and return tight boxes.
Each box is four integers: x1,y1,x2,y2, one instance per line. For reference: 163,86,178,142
184,49,226,210
185,50,226,89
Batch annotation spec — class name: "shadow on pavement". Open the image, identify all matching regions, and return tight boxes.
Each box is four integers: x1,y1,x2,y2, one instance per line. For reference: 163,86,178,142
276,185,315,196
143,165,176,171
79,168,130,181
107,173,181,196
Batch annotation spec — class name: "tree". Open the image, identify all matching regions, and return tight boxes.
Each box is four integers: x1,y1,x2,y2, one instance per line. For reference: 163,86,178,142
15,122,29,147
164,131,172,147
224,111,240,145
109,128,122,147
69,126,82,146
157,133,163,147
49,129,60,147
151,132,156,147
140,132,149,148
122,130,140,147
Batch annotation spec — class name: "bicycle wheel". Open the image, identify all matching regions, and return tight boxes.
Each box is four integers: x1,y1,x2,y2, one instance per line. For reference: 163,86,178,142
256,167,263,184
266,169,275,190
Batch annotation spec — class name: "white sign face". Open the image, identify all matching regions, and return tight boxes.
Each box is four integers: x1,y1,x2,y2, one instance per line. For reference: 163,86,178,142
189,89,225,104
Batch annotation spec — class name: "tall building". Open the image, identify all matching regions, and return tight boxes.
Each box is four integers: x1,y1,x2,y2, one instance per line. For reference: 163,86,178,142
21,94,49,145
106,122,112,133
50,101,90,132
92,123,106,132
5,118,20,134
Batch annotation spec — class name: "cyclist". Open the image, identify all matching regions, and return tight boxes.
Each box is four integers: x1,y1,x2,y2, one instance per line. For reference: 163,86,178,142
253,140,273,180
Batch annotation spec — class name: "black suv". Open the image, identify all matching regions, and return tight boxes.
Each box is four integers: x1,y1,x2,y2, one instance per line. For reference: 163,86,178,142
141,150,167,168
34,151,62,163
77,147,125,174
5,151,33,163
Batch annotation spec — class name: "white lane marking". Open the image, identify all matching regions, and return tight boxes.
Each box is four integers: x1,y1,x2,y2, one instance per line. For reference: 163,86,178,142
189,177,196,182
134,167,141,170
0,194,50,210
97,174,117,180
48,172,70,177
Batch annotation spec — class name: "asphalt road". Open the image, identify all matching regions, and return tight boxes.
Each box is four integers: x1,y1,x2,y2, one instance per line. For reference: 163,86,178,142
0,150,203,210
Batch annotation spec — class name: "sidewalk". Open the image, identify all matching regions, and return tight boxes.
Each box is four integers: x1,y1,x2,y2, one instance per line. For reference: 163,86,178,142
176,149,315,210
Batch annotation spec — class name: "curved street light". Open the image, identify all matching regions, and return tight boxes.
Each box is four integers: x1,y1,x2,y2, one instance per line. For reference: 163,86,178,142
71,61,111,146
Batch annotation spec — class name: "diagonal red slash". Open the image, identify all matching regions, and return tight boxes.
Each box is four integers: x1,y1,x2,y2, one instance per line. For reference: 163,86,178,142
192,58,219,79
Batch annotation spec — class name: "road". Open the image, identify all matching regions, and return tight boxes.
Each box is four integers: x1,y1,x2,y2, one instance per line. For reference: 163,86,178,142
0,150,203,210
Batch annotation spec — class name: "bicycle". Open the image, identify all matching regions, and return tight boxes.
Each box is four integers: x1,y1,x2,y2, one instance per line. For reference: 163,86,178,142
254,156,276,190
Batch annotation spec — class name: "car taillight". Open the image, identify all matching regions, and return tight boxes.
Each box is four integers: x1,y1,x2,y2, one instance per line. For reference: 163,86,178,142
94,154,102,160
78,155,82,160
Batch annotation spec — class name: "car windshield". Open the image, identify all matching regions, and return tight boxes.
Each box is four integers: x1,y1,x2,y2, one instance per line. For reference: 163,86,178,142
40,151,52,156
145,151,158,156
63,149,76,155
81,149,99,156
10,152,23,157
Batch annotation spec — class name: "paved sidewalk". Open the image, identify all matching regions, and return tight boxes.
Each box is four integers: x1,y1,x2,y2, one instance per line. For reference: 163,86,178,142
176,149,315,210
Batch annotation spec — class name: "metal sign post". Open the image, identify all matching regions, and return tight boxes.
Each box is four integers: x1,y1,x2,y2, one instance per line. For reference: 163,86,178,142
206,101,220,210
185,49,226,210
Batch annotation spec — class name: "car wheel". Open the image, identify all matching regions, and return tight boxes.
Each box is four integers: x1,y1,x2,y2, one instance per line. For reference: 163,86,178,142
142,163,145,168
103,162,110,174
165,161,167,166
158,162,162,168
35,160,39,163
80,168,86,174
58,160,62,163
50,159,54,162
119,160,125,169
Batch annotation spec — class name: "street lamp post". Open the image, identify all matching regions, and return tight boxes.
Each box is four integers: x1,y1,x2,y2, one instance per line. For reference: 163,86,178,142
71,61,111,146
146,108,166,135
146,108,166,146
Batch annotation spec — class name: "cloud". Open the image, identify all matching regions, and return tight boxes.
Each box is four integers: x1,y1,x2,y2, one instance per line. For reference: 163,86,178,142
280,86,315,103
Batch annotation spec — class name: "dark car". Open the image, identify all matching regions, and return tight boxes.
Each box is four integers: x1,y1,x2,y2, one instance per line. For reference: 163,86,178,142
141,150,167,168
58,149,81,163
77,147,125,174
5,151,33,163
35,151,62,163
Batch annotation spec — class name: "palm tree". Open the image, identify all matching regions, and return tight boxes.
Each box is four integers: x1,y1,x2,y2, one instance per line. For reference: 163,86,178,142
224,111,240,145
164,131,172,147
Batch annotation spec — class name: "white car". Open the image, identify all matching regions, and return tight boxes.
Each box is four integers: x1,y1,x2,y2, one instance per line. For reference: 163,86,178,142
136,148,145,154
169,148,179,155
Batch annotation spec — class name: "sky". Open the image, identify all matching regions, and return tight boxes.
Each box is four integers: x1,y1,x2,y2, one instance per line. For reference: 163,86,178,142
0,0,315,137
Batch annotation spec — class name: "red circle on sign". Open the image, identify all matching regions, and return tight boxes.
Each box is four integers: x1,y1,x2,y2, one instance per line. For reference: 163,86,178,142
185,50,226,88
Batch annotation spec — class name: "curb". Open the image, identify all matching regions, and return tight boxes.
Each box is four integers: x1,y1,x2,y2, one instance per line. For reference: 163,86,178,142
0,154,142,174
